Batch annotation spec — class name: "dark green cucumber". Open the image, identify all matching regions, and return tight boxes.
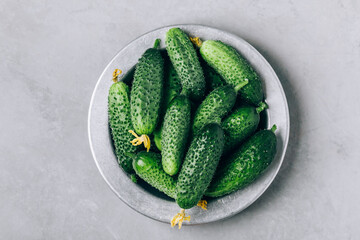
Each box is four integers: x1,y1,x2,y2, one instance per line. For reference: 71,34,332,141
161,95,191,176
176,123,224,209
205,125,277,198
108,81,138,173
130,39,164,135
222,102,268,153
132,151,176,199
153,128,162,151
163,63,182,109
192,82,248,135
200,40,263,106
201,59,225,92
165,28,205,101
153,60,182,152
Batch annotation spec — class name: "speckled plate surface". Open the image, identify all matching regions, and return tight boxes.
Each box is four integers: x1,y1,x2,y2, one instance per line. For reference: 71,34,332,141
88,24,289,225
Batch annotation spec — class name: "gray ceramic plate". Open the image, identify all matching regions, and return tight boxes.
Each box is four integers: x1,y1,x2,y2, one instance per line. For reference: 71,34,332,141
88,24,289,225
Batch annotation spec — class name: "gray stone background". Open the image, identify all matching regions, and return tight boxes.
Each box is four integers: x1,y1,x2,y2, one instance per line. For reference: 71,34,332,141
1,0,359,239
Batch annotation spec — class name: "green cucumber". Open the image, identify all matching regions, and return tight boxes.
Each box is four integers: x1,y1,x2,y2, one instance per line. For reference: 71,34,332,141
130,39,164,136
132,151,176,199
199,40,263,106
153,59,182,152
192,82,248,135
205,125,277,198
161,95,191,176
201,59,225,92
164,63,182,109
153,128,162,151
165,28,205,101
176,123,224,209
222,102,268,153
108,81,138,173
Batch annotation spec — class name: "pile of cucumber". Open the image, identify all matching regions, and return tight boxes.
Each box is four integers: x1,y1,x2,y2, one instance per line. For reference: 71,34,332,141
108,28,277,229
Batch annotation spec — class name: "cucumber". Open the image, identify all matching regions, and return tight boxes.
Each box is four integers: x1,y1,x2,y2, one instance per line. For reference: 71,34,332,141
163,63,182,109
108,81,138,173
153,128,162,151
153,54,181,151
205,125,277,198
165,28,205,101
131,151,176,199
199,40,263,106
222,102,268,153
161,95,191,176
192,82,248,135
201,59,225,92
153,59,182,152
176,123,224,209
130,39,164,150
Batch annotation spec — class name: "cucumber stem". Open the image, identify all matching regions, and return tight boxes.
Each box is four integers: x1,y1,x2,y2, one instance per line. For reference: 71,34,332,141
112,69,122,82
171,209,190,229
153,39,161,49
197,200,208,210
256,102,268,113
170,199,207,229
190,37,203,47
234,79,249,93
271,124,277,133
129,130,151,152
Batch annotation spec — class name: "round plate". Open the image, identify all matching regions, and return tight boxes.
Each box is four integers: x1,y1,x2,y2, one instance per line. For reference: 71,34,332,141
88,24,289,225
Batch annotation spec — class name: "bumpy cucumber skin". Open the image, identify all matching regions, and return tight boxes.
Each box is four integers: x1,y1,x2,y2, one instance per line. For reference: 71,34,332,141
200,40,263,106
108,82,138,173
165,28,205,101
130,47,164,135
205,129,277,198
132,152,177,199
192,85,237,135
176,123,224,209
222,106,260,153
161,95,191,176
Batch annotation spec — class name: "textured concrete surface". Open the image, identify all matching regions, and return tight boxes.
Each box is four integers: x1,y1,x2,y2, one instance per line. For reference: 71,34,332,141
1,0,359,239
